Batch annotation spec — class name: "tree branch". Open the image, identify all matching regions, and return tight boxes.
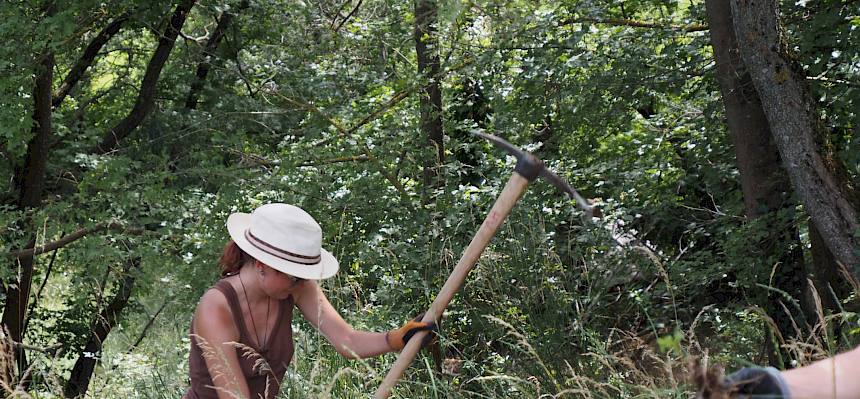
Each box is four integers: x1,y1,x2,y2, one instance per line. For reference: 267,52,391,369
185,1,249,110
9,341,62,355
346,89,412,136
126,298,171,353
23,240,60,333
309,88,414,148
73,84,122,122
326,0,351,28
807,75,860,88
5,221,146,259
299,154,369,166
275,93,350,134
65,254,141,398
93,0,196,154
333,0,363,34
559,17,708,32
52,11,130,108
271,92,413,202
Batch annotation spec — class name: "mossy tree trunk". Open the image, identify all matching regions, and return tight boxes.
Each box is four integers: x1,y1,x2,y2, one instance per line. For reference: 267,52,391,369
731,0,860,278
706,0,809,366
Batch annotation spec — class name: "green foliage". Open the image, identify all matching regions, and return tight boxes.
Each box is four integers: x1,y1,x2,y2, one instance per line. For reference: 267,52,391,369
2,0,859,397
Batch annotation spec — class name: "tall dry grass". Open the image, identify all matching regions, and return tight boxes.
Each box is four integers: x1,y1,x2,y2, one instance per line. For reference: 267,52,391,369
0,327,65,398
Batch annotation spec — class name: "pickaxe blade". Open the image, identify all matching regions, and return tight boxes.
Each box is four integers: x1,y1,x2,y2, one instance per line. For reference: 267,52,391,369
471,130,600,219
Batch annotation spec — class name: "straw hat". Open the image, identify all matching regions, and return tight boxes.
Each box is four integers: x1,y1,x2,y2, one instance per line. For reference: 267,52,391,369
227,203,339,280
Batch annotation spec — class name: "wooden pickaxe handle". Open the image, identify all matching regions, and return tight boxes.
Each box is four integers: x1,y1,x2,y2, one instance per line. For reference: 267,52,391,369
374,173,531,398
374,131,597,397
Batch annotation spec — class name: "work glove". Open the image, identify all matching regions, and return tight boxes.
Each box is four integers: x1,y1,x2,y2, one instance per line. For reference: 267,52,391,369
724,367,791,398
386,313,439,351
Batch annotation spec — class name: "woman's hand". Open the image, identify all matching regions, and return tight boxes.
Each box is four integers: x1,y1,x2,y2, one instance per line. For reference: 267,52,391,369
724,367,790,398
386,314,438,351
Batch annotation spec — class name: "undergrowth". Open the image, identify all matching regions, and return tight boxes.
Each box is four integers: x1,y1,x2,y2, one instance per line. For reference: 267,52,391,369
4,209,858,398
1,304,857,398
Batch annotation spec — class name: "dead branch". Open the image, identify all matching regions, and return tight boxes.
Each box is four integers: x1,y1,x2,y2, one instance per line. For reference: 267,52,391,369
333,0,363,34
5,221,146,259
560,17,708,32
299,154,370,166
126,298,171,353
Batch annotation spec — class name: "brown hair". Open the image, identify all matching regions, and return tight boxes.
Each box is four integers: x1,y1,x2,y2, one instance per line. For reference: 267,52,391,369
219,240,253,276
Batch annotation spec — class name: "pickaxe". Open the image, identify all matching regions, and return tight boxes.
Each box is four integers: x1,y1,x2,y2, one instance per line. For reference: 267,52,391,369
374,131,599,398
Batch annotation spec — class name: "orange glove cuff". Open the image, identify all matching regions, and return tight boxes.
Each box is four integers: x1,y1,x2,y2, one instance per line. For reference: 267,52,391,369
387,317,437,351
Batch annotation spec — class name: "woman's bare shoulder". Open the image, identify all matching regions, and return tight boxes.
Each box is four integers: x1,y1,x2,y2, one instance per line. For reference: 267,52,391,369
198,287,229,311
194,284,237,338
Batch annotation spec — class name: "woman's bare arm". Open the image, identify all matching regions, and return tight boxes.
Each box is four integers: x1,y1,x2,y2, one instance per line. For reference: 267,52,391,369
193,289,252,399
782,345,860,399
294,281,392,358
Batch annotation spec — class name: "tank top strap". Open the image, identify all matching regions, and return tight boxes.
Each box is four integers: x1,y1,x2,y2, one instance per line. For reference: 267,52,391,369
212,279,252,342
268,295,294,341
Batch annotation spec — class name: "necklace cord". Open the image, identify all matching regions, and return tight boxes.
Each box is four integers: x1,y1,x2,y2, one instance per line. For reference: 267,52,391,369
238,272,271,351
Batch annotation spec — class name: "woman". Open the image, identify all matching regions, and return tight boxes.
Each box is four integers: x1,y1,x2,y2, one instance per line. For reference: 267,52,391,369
184,203,436,399
724,344,860,398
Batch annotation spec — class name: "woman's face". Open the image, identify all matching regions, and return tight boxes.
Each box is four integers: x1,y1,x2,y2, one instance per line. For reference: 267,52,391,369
257,262,306,299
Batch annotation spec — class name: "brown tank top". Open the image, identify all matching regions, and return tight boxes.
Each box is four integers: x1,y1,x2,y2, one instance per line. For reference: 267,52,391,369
184,279,295,399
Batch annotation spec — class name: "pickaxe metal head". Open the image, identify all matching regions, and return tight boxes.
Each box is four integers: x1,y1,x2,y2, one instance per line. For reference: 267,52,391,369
471,130,601,219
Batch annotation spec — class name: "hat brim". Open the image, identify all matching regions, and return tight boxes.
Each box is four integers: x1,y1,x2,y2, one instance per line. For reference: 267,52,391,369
226,212,339,280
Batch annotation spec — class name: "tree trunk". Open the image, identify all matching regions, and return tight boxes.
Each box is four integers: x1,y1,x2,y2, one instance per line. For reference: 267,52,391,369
170,2,247,171
808,223,853,314
95,0,197,154
705,0,811,366
3,12,55,380
64,256,141,398
706,0,789,219
731,0,860,277
414,0,444,194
